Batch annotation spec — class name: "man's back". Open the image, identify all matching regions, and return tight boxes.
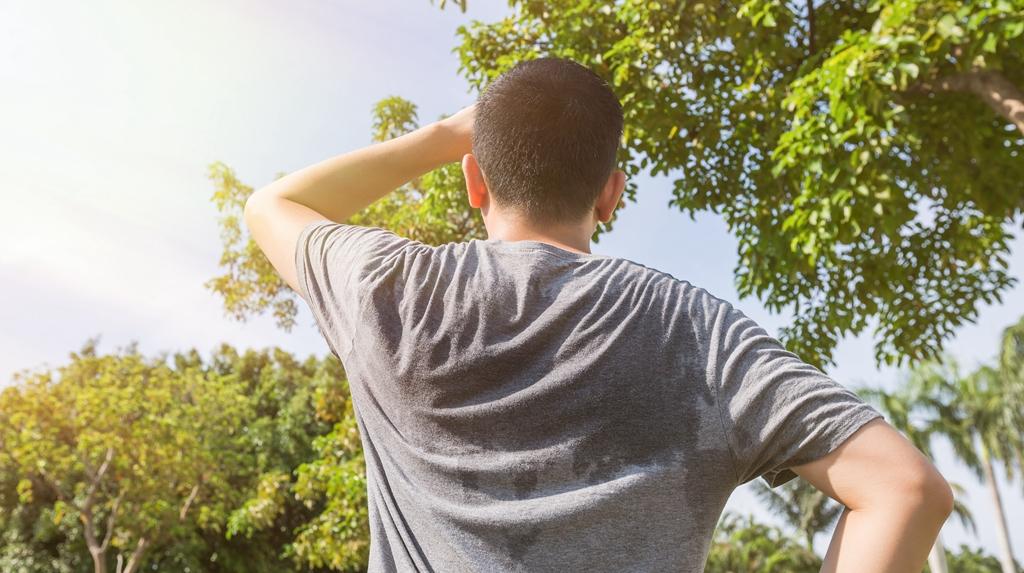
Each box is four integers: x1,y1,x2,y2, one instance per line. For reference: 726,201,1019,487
295,220,882,573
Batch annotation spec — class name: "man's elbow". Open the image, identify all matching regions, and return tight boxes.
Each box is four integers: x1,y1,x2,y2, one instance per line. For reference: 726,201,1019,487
243,190,270,231
927,471,955,522
903,464,954,524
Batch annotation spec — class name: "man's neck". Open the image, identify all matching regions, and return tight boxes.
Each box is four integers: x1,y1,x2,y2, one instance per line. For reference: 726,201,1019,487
485,219,595,255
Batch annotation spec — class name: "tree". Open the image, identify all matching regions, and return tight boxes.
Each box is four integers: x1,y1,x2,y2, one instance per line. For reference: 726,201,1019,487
205,163,301,332
0,341,372,572
941,543,1024,573
184,344,346,573
996,314,1024,475
750,478,842,551
445,0,1024,369
0,339,252,573
964,365,1022,573
704,511,821,572
221,347,372,572
286,396,369,571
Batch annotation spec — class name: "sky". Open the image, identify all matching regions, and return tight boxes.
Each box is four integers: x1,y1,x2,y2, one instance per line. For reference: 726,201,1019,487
1,0,1022,562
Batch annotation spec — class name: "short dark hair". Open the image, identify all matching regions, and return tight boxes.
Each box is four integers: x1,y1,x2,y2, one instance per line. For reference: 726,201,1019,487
472,57,624,225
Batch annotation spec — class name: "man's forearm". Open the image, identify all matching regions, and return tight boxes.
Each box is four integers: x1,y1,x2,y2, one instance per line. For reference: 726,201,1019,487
821,501,949,572
254,117,470,223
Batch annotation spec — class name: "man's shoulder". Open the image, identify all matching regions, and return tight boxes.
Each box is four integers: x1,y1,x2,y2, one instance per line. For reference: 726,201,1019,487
429,238,738,306
602,257,731,305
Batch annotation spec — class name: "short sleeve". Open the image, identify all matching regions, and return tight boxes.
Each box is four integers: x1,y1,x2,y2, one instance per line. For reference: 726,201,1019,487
698,291,883,488
294,220,416,360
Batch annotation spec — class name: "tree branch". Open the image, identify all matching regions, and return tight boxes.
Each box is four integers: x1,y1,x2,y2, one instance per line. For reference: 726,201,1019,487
179,483,201,521
912,69,1024,136
71,444,117,548
83,447,115,510
121,536,149,573
806,0,815,55
100,492,123,553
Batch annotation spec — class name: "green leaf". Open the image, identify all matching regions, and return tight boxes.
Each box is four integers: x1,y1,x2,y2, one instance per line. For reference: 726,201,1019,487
897,62,919,79
1006,21,1024,39
983,33,999,53
936,14,963,39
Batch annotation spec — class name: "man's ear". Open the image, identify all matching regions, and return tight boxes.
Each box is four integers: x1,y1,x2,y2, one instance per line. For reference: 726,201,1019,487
594,169,627,223
462,153,489,210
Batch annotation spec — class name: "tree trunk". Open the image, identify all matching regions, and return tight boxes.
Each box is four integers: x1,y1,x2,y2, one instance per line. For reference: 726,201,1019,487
981,444,1017,573
75,448,116,573
81,514,107,573
927,532,949,573
89,549,107,573
917,69,1024,136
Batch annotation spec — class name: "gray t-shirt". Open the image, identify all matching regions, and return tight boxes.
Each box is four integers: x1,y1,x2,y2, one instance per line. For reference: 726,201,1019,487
294,220,882,573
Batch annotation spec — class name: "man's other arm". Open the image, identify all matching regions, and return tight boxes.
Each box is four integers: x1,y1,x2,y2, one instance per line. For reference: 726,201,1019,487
792,418,954,572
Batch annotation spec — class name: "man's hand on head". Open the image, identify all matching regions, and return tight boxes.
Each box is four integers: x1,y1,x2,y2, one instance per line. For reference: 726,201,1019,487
438,104,475,159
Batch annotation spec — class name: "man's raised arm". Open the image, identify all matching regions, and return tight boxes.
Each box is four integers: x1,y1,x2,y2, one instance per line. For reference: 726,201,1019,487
243,105,474,292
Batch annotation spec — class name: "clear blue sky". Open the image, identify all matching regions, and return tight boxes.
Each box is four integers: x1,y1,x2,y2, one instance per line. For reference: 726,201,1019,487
1,0,1021,560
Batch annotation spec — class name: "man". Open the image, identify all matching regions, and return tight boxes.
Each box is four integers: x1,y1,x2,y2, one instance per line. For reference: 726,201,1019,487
245,57,953,572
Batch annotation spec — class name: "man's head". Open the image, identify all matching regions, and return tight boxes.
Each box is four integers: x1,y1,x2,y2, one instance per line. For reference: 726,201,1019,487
462,57,626,241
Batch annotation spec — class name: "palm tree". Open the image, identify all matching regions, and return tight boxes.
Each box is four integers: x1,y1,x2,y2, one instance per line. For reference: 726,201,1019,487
750,478,843,552
997,316,1024,484
967,365,1021,573
705,512,820,573
944,543,1023,573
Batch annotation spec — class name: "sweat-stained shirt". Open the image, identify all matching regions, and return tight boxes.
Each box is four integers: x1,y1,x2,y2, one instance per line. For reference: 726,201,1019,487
293,219,883,573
